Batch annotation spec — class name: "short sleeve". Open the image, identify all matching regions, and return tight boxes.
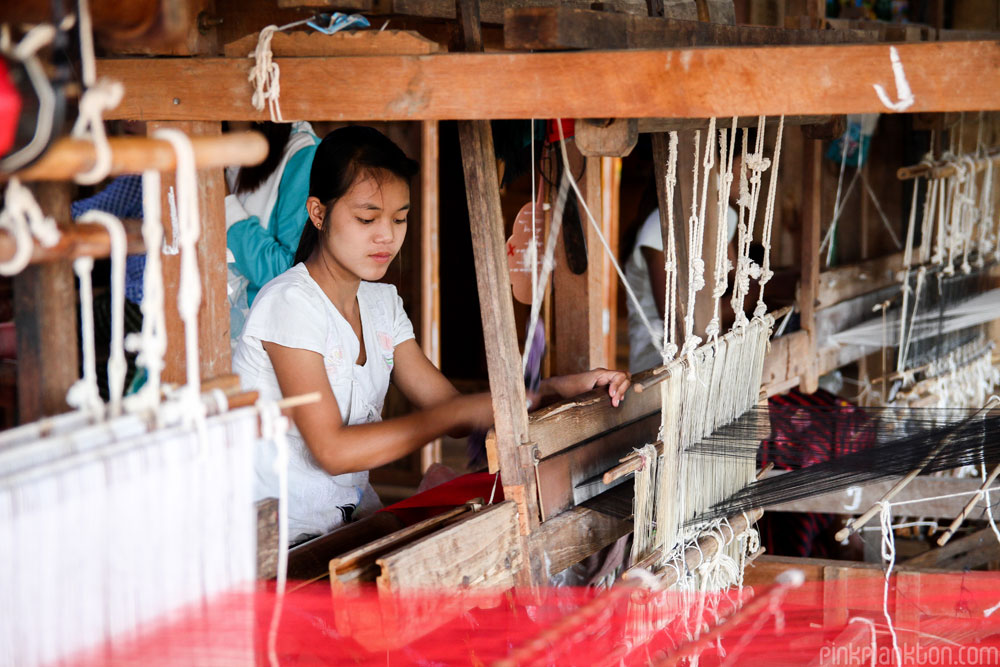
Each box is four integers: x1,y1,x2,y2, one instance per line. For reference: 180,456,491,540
635,209,664,252
391,291,415,347
242,281,328,356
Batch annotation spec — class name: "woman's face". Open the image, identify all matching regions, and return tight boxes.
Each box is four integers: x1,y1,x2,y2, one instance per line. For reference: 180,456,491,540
310,170,409,282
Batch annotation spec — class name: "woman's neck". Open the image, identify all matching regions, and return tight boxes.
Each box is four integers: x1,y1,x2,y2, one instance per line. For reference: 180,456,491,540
305,251,361,316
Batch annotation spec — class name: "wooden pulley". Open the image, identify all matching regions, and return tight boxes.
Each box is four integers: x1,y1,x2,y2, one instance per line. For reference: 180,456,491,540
506,199,545,305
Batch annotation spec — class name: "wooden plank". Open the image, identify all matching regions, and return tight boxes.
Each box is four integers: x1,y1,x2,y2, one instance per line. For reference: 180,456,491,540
552,149,604,375
148,121,230,384
13,183,78,422
528,504,632,578
528,365,662,460
760,329,809,397
902,527,1000,570
763,474,1000,520
390,0,648,24
99,41,1000,122
627,14,879,49
256,498,279,580
375,501,522,591
223,29,443,57
637,114,830,133
287,511,404,581
816,251,905,310
798,133,822,393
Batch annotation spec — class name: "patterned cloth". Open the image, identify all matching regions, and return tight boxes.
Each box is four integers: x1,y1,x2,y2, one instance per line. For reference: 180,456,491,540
71,175,145,304
758,389,873,558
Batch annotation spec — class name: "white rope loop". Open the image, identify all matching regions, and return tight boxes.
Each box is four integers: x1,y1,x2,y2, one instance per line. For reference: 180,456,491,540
250,25,285,123
153,130,202,399
77,210,128,417
0,178,61,276
66,256,105,418
124,170,168,416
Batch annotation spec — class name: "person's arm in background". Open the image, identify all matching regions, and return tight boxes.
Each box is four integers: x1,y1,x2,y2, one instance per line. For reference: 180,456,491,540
226,144,316,298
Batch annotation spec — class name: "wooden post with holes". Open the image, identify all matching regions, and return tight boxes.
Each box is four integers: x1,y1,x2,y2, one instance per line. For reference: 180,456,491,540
147,120,230,384
14,183,78,421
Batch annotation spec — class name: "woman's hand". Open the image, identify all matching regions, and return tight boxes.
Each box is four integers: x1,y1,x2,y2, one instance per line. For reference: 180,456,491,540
543,368,632,407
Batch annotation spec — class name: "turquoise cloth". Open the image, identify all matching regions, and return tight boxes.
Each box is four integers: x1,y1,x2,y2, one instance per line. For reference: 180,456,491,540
226,141,317,306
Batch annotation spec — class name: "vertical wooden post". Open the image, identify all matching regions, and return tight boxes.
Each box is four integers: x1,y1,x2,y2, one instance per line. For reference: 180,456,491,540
419,120,442,472
553,147,604,374
14,183,78,421
799,133,822,394
148,120,230,384
456,0,539,585
601,157,621,367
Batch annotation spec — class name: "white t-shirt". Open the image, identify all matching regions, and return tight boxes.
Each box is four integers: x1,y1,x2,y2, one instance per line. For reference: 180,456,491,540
624,207,738,373
233,263,416,541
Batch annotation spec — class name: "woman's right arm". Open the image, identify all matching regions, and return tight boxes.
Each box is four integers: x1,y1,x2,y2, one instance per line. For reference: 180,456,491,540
265,341,493,475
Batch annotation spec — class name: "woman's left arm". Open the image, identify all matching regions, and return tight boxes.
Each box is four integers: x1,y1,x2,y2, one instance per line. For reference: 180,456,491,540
391,339,460,410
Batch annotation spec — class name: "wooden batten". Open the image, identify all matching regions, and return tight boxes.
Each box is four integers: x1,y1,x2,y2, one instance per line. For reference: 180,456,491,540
375,501,522,592
528,504,632,578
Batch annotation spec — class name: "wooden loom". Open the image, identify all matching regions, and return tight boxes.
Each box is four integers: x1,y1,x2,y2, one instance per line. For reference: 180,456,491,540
5,0,1000,660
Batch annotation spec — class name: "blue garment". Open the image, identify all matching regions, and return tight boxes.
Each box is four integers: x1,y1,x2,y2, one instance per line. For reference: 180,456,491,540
226,141,317,306
71,175,145,304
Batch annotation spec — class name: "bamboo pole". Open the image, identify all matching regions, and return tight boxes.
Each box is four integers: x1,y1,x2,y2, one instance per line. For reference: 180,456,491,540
0,219,144,265
5,132,267,182
897,149,1000,180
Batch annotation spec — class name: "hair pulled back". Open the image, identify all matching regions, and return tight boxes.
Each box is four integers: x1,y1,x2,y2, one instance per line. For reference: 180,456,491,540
293,125,419,265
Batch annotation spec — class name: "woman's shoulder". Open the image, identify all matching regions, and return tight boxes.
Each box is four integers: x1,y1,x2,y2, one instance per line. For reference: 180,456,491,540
254,265,327,311
358,281,399,300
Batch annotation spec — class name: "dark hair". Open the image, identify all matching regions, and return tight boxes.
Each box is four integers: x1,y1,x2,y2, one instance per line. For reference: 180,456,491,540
293,126,419,265
235,122,293,194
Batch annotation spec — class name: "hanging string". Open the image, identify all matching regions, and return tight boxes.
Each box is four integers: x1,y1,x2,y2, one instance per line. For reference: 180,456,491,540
65,256,104,417
552,120,665,360
0,179,61,276
248,18,313,122
662,132,680,363
706,118,737,341
124,170,168,417
77,210,127,417
753,116,784,319
153,130,202,400
72,0,124,185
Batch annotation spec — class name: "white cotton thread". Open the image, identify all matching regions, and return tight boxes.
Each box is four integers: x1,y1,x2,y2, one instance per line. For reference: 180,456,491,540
65,257,105,419
77,211,127,416
873,45,915,112
259,399,290,667
753,116,784,319
0,178,61,275
124,171,167,418
247,18,312,122
153,130,202,399
72,0,124,185
847,617,878,667
878,501,903,666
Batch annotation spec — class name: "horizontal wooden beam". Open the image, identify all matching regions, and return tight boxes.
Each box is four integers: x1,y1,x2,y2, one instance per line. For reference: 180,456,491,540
98,41,1000,121
6,133,267,181
529,504,631,578
763,474,997,520
504,9,880,51
816,251,905,310
0,220,144,265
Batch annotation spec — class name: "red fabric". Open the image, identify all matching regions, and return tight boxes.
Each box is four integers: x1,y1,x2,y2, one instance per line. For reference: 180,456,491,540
0,58,21,156
379,471,504,525
546,118,575,143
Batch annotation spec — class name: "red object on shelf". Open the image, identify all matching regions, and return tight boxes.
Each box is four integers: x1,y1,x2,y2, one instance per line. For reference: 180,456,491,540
0,57,22,158
546,118,575,143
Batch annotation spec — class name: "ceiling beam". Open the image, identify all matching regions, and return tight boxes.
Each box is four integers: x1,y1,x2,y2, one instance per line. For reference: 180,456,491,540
98,41,1000,121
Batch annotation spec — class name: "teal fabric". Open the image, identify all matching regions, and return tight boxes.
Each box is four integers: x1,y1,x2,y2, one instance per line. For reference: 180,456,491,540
227,140,318,306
